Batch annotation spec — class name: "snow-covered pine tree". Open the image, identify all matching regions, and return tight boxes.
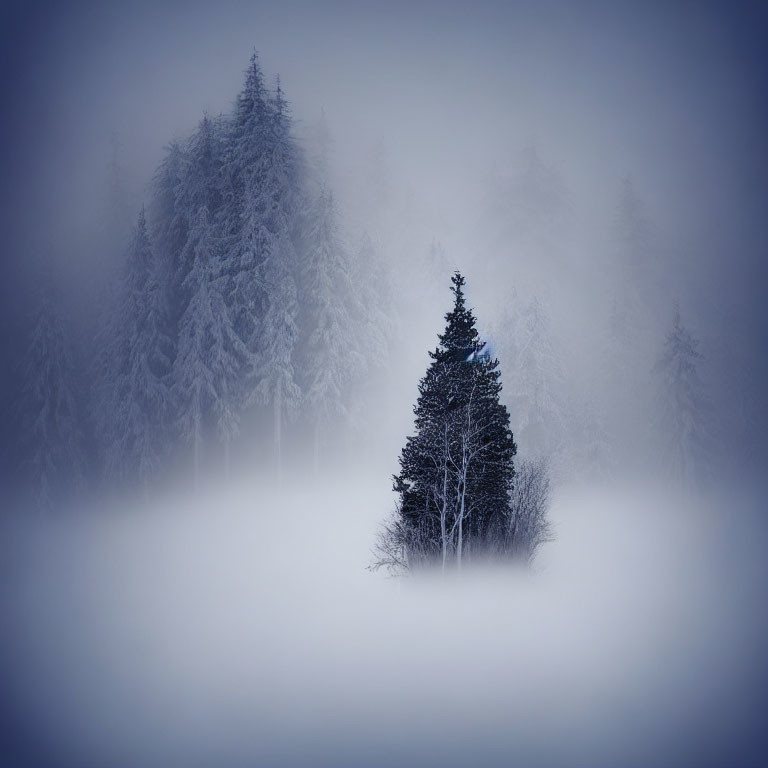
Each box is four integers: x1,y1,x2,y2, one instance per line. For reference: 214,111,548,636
298,111,362,471
392,273,516,569
104,208,173,486
653,306,709,493
301,185,359,473
175,116,224,291
350,232,394,370
248,79,304,483
149,139,188,332
17,279,86,508
252,232,301,485
174,206,245,483
219,52,274,366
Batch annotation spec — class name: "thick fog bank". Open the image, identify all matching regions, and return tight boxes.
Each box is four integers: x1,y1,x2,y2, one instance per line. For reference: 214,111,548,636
2,477,766,767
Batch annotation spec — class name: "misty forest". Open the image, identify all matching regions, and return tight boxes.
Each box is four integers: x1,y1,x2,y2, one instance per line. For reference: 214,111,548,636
1,4,767,767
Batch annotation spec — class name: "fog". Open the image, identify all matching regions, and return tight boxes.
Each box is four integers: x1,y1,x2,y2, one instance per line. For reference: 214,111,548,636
3,478,767,766
1,1,767,765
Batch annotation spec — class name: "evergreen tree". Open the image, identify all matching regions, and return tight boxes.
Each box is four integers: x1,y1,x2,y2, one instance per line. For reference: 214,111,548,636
149,139,189,331
350,232,393,370
176,115,224,290
301,185,359,473
104,208,173,485
174,206,245,483
653,306,709,493
17,279,86,507
393,273,516,569
244,76,304,480
252,231,301,485
220,52,274,363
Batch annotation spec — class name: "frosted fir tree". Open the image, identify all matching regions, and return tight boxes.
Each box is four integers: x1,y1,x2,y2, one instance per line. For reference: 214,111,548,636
350,232,394,368
175,116,224,285
301,185,360,472
149,139,189,329
653,306,709,493
251,231,302,485
17,279,86,507
104,208,173,486
174,206,245,483
242,77,304,479
219,52,275,358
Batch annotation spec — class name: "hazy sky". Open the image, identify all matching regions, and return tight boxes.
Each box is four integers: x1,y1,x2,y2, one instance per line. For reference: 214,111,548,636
2,1,766,255
1,0,767,390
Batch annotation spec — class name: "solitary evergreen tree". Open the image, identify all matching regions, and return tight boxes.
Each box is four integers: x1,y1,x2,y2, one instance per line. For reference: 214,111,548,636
392,273,516,569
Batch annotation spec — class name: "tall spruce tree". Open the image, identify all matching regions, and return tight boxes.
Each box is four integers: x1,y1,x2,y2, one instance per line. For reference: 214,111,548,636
220,52,274,366
393,273,516,569
175,115,224,293
104,208,173,485
246,77,303,481
301,185,358,473
174,206,245,483
149,139,188,330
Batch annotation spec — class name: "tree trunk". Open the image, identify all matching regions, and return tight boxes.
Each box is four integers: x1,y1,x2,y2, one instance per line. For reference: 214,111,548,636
440,422,449,573
457,471,466,571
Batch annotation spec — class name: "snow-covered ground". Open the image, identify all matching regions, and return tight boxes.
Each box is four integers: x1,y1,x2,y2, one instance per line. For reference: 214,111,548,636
2,476,766,767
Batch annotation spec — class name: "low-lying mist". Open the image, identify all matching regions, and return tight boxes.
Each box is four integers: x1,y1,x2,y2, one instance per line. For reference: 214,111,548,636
3,471,766,767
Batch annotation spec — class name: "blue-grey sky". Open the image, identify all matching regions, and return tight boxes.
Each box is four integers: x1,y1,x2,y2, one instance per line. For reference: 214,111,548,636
1,0,767,402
